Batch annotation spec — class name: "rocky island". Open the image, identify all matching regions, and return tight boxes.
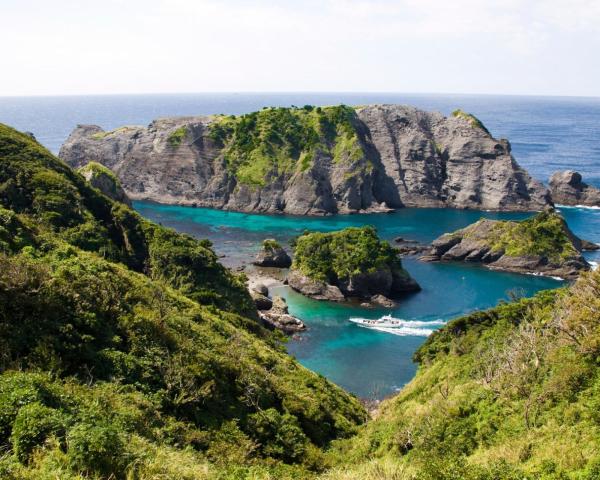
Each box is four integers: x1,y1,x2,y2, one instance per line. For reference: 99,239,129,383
288,226,420,304
421,210,591,278
549,170,600,207
59,105,551,215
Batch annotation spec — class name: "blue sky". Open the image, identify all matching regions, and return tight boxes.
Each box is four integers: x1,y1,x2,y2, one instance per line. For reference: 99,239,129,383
2,0,599,96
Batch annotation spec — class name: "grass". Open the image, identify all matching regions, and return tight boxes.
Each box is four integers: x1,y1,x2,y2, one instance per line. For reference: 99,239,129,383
452,109,491,135
208,105,367,186
167,126,188,148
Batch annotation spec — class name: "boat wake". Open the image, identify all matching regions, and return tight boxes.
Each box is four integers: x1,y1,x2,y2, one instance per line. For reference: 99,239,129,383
348,315,446,337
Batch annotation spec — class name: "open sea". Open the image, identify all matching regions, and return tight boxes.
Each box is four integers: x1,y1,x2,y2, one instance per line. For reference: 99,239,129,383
1,93,599,398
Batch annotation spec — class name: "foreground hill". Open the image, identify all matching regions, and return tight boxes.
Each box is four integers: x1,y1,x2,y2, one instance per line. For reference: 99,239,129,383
0,124,366,479
59,105,551,215
325,269,600,479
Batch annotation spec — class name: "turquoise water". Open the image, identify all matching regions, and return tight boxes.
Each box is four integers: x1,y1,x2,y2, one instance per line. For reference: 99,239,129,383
4,92,599,398
135,201,600,398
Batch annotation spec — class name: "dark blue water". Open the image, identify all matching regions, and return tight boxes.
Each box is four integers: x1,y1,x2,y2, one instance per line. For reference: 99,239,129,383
2,93,599,398
1,93,600,186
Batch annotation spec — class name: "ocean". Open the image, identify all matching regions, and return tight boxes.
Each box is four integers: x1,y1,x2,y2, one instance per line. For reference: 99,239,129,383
1,93,599,398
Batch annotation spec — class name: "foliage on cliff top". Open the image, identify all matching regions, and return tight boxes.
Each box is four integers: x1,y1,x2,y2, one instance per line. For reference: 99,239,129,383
208,105,366,187
167,125,188,148
326,270,600,478
78,161,121,192
459,210,580,261
0,123,367,478
291,226,403,284
452,109,491,135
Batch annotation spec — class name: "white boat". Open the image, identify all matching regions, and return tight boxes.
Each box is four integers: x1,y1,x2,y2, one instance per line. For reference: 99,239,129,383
349,315,406,328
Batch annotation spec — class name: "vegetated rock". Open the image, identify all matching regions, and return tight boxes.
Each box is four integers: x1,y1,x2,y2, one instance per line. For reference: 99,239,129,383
259,295,306,333
549,170,600,207
289,226,420,301
253,239,292,268
421,210,590,279
59,105,551,215
78,161,132,206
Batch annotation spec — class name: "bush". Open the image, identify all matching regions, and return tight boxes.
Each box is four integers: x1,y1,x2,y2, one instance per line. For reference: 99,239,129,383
0,373,53,445
66,421,125,476
247,408,308,462
10,403,65,462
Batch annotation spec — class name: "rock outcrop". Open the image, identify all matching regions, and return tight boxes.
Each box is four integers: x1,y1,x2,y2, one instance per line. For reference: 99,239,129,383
258,295,306,333
549,171,600,207
289,226,420,302
59,105,551,215
78,161,132,206
421,210,590,279
253,239,292,268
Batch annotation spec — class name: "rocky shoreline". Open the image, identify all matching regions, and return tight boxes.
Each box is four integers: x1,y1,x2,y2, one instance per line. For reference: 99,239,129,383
59,104,552,215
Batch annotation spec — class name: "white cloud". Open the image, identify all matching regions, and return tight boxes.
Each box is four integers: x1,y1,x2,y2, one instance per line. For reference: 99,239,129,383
0,0,599,96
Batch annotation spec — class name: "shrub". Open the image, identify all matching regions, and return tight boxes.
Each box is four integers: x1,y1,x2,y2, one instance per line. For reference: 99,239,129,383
10,403,65,462
247,408,308,462
66,421,125,476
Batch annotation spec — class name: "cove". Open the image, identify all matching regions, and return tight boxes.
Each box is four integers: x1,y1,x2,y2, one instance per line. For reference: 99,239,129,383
134,201,600,398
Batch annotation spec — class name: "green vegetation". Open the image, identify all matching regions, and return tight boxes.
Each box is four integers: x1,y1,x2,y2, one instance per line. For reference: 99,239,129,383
2,121,600,479
208,105,368,187
0,123,366,479
262,238,282,251
292,226,402,284
78,161,121,196
477,211,579,261
452,109,491,135
167,126,188,148
91,126,139,141
325,271,600,478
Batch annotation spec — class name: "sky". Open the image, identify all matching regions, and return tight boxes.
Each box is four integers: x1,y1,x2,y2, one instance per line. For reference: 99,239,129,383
1,0,600,97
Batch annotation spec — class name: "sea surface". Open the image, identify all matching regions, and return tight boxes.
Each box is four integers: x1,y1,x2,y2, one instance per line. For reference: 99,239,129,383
2,93,599,398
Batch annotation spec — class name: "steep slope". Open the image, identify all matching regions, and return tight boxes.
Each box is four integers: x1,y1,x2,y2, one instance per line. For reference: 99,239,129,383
59,105,551,214
0,124,366,479
325,270,600,479
422,210,590,278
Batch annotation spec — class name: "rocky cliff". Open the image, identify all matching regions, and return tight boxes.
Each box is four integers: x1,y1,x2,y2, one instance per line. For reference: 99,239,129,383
59,105,551,215
421,210,590,278
549,170,600,207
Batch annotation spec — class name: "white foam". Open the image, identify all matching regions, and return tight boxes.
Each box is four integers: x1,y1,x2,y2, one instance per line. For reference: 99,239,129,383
590,261,599,271
348,315,446,337
363,325,434,337
556,204,600,210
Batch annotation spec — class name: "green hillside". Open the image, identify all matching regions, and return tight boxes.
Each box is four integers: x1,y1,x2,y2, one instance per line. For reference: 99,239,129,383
0,124,366,479
325,270,600,479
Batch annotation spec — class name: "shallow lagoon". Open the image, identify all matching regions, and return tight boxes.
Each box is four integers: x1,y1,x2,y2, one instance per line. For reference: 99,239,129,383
136,201,599,398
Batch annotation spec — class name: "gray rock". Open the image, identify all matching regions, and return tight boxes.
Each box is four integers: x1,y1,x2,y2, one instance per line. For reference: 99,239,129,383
253,240,292,268
252,283,269,296
250,290,273,311
370,294,396,308
549,171,600,207
287,270,346,302
422,215,589,279
258,295,306,333
59,105,551,215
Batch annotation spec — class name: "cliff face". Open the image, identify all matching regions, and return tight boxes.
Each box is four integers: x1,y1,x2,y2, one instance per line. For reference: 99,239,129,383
549,170,600,207
59,105,551,214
